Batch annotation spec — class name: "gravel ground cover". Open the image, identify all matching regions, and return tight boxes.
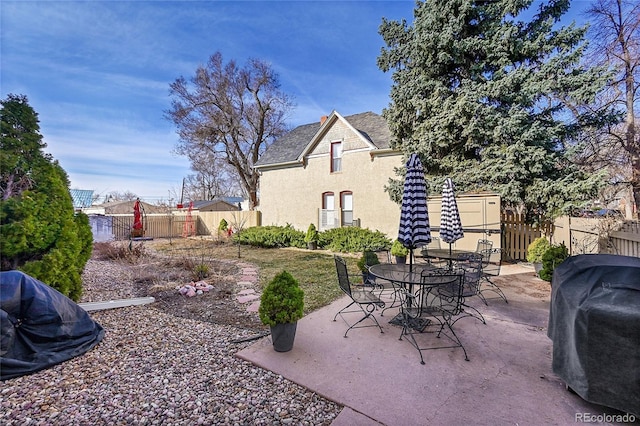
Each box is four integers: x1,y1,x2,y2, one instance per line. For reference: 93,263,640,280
0,253,341,425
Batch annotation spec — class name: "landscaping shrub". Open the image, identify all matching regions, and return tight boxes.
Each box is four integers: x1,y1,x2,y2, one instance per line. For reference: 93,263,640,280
233,224,391,253
233,225,306,248
320,227,391,253
93,241,147,263
539,243,569,282
357,250,380,273
526,237,551,264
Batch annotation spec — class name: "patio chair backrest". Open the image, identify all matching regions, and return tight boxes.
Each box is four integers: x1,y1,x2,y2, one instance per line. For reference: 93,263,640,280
420,269,465,318
456,252,483,296
475,239,493,254
334,255,353,297
480,248,503,277
426,237,441,250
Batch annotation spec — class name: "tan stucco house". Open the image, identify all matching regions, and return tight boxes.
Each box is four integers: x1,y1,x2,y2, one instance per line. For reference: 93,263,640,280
254,110,404,238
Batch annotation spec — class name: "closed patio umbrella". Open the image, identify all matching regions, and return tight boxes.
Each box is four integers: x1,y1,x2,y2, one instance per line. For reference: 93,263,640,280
440,177,464,259
133,199,143,232
397,153,432,271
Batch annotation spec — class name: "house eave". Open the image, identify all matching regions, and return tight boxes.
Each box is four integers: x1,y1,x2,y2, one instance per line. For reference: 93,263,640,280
254,160,304,172
370,148,402,159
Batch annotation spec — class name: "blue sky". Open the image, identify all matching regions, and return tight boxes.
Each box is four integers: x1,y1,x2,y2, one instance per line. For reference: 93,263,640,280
1,0,591,203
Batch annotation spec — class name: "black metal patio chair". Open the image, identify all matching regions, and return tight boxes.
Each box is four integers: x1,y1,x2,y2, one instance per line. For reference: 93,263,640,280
399,269,469,363
420,237,447,268
333,255,385,338
478,248,508,304
453,252,487,325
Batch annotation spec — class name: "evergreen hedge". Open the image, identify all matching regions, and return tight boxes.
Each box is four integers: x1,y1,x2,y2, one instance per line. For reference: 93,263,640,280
1,94,93,301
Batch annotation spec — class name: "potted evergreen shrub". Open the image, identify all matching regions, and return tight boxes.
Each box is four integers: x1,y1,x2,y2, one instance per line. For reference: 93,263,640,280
391,240,409,264
304,223,319,250
539,243,569,282
258,270,304,352
357,250,380,285
527,237,551,276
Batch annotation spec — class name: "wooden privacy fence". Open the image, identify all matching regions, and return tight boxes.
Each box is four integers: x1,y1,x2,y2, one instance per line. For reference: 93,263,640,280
504,214,640,260
609,221,640,257
95,211,262,241
501,213,552,261
557,217,640,258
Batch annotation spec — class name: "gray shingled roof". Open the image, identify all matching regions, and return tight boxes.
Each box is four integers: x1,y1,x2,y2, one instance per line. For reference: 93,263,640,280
255,111,391,168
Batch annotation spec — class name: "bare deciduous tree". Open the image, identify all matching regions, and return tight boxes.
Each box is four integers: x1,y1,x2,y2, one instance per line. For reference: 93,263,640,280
103,191,139,203
586,0,640,218
166,52,294,210
183,148,243,201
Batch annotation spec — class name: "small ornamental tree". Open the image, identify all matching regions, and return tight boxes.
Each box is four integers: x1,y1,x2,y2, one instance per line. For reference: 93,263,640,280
258,270,304,326
0,94,93,301
304,223,319,244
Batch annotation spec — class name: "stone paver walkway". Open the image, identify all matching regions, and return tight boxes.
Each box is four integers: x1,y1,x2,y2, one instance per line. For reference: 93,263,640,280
235,262,261,313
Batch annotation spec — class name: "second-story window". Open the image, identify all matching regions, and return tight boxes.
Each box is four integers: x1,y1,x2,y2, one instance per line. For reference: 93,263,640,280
331,141,342,172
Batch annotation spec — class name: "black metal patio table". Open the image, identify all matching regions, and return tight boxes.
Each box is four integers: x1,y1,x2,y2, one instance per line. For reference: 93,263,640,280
421,248,474,269
368,263,442,331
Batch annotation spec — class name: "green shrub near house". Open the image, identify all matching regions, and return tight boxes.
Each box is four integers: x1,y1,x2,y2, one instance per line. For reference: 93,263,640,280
320,227,391,253
233,225,306,248
234,224,391,253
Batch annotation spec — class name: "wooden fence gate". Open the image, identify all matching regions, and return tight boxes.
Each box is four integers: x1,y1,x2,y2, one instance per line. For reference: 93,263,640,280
501,213,553,261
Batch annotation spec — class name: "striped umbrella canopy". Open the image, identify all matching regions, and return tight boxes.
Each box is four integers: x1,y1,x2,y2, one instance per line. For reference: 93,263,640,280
397,153,432,268
440,177,464,250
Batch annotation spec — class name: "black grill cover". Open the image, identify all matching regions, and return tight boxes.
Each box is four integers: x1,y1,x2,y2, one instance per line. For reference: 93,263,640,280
1,271,105,380
548,254,640,416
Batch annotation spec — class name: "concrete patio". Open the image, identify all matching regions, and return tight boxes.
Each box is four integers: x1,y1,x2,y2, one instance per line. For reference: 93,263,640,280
237,264,632,425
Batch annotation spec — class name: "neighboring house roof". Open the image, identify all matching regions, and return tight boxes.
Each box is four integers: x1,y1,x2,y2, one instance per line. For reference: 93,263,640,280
221,196,244,205
190,199,240,211
98,200,161,214
255,111,393,169
70,189,94,209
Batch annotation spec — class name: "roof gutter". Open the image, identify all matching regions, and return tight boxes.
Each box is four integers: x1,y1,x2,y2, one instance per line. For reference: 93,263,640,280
370,148,401,159
254,159,304,172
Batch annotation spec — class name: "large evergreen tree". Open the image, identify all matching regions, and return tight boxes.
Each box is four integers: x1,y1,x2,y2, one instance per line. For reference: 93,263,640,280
1,94,92,301
378,0,618,219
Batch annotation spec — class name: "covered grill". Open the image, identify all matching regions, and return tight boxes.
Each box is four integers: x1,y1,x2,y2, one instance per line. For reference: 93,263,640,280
548,254,640,416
